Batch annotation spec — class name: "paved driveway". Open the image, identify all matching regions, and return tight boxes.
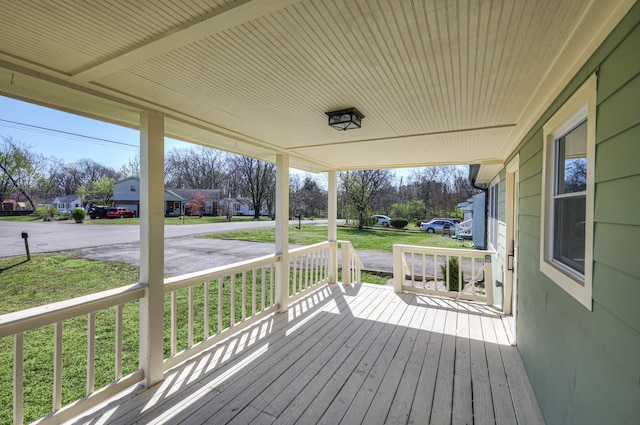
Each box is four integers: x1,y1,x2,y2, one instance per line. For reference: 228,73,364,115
0,218,394,280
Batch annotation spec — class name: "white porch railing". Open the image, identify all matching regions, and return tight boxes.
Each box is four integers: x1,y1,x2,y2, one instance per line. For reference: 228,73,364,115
288,242,331,302
456,218,472,238
339,240,363,286
393,244,495,303
0,284,147,425
162,254,281,370
0,240,367,425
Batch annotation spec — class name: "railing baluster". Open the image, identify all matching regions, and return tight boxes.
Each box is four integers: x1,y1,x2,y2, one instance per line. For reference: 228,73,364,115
204,281,210,339
434,254,438,289
171,291,177,355
230,274,236,327
291,256,298,295
241,272,247,321
53,321,62,412
410,252,415,286
188,285,194,348
252,269,257,317
218,277,223,333
458,255,463,292
115,304,122,380
87,312,96,395
261,267,266,312
14,332,24,425
270,265,275,306
312,250,317,286
305,253,310,290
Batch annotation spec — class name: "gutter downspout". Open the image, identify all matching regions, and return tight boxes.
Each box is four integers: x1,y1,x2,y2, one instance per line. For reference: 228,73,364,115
469,177,489,249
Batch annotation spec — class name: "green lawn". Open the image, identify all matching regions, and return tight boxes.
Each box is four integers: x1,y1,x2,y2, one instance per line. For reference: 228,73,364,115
200,224,470,251
0,215,43,222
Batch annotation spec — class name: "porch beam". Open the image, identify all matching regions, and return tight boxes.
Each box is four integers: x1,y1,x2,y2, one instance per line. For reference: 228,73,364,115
327,170,338,284
139,111,165,387
275,154,290,312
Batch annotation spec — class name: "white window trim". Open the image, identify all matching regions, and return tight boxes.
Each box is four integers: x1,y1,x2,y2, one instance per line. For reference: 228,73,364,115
540,74,596,310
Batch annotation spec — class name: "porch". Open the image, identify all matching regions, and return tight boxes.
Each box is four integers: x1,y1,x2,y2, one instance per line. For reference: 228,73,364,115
1,242,544,424
70,283,543,425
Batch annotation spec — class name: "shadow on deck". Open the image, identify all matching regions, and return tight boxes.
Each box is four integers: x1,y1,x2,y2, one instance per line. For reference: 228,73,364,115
71,283,545,425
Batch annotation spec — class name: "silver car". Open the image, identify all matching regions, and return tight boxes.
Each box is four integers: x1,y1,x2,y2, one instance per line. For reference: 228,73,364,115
420,219,456,234
371,214,391,227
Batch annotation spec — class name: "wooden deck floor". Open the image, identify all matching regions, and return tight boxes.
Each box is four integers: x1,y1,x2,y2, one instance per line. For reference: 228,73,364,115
72,283,545,425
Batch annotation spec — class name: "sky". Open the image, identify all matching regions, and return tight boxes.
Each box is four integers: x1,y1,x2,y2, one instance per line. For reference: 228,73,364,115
0,95,420,184
0,95,186,171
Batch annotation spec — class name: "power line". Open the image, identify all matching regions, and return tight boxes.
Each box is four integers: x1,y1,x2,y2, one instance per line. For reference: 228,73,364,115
0,118,139,152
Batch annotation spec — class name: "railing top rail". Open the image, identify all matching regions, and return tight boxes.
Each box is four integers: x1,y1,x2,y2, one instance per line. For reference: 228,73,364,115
288,241,332,256
0,283,146,337
393,244,495,257
164,254,281,293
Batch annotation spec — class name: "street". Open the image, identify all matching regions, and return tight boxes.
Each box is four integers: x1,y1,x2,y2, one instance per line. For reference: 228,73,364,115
0,219,322,258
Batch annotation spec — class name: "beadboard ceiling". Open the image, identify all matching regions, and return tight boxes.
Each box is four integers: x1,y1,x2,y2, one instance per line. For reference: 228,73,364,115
0,0,633,173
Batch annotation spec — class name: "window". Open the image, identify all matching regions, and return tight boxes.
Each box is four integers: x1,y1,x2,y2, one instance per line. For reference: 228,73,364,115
488,179,499,249
540,75,596,310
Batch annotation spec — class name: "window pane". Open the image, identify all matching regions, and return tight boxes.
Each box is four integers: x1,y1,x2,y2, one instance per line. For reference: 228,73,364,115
556,120,587,194
553,196,586,276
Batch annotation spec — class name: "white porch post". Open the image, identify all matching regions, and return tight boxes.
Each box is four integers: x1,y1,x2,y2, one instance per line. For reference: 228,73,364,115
327,170,338,284
275,154,290,312
139,111,165,387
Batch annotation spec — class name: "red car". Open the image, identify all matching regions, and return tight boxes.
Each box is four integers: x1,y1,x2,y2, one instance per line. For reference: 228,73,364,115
106,207,136,218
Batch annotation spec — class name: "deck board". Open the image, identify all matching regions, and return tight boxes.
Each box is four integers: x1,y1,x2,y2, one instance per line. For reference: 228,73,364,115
72,283,545,425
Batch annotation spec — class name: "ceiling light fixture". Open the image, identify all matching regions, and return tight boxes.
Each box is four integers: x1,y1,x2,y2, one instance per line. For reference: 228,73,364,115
325,108,365,131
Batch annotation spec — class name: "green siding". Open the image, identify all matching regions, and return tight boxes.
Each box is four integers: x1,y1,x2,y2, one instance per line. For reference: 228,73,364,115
596,124,640,182
507,4,640,424
593,263,640,333
595,175,640,225
598,20,640,101
596,73,640,141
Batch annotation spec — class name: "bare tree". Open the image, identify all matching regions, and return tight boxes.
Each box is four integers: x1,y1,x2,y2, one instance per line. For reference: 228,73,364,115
119,153,140,179
230,155,276,219
0,136,43,209
406,166,477,217
165,146,228,189
58,158,118,195
341,169,394,229
290,175,327,218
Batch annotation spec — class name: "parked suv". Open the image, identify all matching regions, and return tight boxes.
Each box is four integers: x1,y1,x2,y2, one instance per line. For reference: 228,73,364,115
88,205,108,219
106,207,135,219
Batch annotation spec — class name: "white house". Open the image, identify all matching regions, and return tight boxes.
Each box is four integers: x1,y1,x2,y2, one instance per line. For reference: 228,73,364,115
47,194,82,212
219,197,272,217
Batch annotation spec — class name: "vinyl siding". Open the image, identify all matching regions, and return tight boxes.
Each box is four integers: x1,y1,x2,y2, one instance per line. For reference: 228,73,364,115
504,3,640,424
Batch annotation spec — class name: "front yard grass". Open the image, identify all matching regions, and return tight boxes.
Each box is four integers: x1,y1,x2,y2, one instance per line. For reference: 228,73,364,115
200,224,469,251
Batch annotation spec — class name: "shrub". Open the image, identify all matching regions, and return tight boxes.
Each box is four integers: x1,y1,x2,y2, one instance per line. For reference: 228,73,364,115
390,218,408,229
441,257,463,291
359,215,375,227
71,207,86,223
35,206,58,221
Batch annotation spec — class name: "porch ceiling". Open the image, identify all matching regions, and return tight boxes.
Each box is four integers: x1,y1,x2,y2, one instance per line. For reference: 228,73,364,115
0,0,633,173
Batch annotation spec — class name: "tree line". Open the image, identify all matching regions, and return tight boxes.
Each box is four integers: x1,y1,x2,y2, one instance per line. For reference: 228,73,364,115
1,135,476,222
